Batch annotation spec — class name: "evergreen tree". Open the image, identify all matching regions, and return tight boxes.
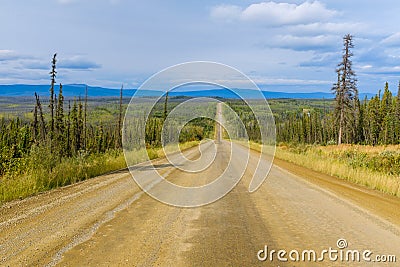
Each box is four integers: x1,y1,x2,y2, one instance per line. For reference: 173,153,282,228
77,98,84,152
367,94,381,145
49,53,57,136
163,91,169,121
356,98,366,144
67,100,71,155
32,99,38,142
70,99,79,153
395,82,400,144
380,82,393,144
84,86,88,149
332,34,358,145
117,84,123,148
55,83,65,155
35,92,46,140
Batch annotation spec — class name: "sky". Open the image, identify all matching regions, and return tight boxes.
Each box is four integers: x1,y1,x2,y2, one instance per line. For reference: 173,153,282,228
0,0,399,93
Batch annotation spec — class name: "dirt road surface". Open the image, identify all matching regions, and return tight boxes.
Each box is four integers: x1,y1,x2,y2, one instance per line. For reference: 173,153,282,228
1,109,400,266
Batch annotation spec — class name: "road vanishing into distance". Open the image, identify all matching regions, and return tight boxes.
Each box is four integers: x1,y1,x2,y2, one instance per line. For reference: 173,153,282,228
1,105,400,266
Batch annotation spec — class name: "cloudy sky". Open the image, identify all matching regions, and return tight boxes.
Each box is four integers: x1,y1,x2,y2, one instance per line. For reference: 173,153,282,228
0,0,399,93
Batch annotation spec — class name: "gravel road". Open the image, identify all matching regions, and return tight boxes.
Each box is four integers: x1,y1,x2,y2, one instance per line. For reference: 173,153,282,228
1,139,399,266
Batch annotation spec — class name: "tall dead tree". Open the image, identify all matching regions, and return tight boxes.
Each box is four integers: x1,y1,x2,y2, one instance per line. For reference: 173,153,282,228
332,34,358,145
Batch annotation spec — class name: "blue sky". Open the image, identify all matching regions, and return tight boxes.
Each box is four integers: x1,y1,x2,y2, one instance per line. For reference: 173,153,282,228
0,0,399,93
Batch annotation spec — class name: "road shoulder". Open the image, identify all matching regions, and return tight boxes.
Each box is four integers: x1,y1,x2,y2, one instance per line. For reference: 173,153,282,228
272,157,400,229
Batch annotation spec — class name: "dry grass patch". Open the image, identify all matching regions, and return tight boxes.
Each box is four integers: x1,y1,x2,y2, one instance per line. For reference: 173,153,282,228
242,141,400,197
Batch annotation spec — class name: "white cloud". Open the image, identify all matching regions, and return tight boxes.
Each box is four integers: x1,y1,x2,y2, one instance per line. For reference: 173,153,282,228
255,77,331,85
211,1,337,26
359,66,400,76
0,50,19,61
0,65,49,84
58,55,101,70
265,34,338,51
381,32,400,46
360,65,372,69
210,4,241,22
288,22,365,36
299,52,338,67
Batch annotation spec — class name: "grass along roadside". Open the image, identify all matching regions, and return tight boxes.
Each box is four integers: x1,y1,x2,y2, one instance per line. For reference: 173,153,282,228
245,141,400,198
0,141,200,204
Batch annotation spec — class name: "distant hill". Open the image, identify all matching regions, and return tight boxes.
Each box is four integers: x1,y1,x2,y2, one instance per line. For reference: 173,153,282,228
0,84,137,97
167,89,338,99
0,84,375,99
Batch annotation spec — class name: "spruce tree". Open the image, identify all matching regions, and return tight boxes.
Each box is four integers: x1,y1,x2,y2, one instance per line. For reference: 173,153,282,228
332,34,358,145
117,84,123,148
55,83,65,155
84,86,88,150
35,93,46,140
49,53,57,136
367,94,381,145
163,91,169,121
395,82,400,144
380,82,393,144
32,96,38,142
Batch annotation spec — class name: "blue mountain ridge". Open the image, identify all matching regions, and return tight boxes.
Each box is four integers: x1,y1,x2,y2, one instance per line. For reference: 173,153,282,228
0,84,375,99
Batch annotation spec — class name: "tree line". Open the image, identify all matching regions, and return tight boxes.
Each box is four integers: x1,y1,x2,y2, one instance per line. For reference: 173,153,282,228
274,82,400,145
0,54,216,177
0,53,123,176
276,34,400,145
230,34,400,146
31,54,124,155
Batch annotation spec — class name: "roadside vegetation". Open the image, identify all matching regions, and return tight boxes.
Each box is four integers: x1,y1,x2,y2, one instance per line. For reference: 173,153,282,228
276,144,400,197
229,92,400,197
227,34,400,197
242,141,400,197
0,55,214,203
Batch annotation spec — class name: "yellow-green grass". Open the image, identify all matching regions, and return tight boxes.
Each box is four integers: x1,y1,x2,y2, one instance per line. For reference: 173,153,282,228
245,141,400,197
0,141,200,204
